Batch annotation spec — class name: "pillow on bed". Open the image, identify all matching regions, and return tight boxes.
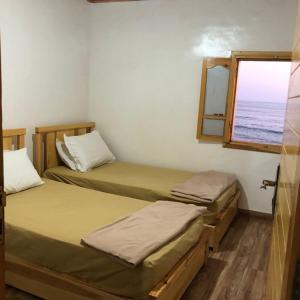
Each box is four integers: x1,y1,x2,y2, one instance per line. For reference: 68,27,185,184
56,140,77,170
64,130,115,172
4,148,44,194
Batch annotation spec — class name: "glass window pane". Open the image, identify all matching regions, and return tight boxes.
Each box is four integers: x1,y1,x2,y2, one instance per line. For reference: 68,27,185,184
204,66,229,115
203,119,224,136
232,61,291,145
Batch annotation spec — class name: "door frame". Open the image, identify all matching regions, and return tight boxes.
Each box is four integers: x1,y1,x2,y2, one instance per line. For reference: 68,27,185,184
0,40,5,299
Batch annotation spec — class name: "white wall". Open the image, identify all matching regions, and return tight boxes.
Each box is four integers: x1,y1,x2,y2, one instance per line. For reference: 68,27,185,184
0,0,89,156
0,0,297,213
88,0,298,213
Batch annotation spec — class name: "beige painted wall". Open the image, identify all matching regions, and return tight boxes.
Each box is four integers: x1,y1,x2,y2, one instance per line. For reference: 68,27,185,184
0,0,90,156
88,0,298,213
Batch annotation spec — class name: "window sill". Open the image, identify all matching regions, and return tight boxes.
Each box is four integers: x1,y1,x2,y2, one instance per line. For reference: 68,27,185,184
197,135,224,143
223,141,282,154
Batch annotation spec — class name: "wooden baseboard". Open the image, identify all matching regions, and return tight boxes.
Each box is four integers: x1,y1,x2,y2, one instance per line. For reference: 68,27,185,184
239,208,272,219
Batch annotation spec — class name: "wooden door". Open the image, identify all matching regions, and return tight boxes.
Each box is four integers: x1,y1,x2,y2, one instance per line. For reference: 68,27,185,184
267,1,300,299
0,42,5,299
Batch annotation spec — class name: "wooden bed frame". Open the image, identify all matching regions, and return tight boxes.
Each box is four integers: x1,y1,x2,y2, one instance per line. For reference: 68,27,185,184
3,128,26,150
34,122,240,251
4,127,210,300
207,190,240,251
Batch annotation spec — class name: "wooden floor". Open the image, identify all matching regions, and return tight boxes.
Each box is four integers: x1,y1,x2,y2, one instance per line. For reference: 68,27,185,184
5,214,272,300
182,214,272,300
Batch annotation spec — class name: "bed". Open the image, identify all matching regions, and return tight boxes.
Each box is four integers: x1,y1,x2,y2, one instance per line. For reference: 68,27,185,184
34,122,240,250
44,163,238,226
4,128,210,300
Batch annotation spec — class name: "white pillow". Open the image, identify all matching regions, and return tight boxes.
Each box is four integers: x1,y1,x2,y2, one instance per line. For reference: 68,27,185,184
4,148,44,194
64,130,116,172
56,140,77,171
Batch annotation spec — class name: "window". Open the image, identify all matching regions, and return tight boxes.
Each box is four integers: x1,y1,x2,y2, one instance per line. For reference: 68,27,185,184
197,51,292,153
197,58,231,142
231,61,290,145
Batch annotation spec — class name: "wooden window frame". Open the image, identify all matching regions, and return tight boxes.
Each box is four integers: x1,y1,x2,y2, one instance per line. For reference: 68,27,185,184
197,57,231,142
197,51,292,154
224,51,291,154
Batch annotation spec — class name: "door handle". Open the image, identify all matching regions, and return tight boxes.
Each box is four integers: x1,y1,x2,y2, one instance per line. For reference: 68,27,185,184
260,180,276,190
260,166,280,216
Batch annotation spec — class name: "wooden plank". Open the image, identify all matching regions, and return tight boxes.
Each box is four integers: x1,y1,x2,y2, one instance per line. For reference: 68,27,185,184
273,223,282,297
230,51,291,60
224,54,237,144
2,129,26,151
6,260,125,300
266,9,300,298
205,57,231,69
280,169,293,215
56,130,76,141
203,115,226,120
46,132,59,169
198,135,224,143
77,128,88,135
275,206,286,272
0,40,4,300
289,70,300,99
280,188,293,246
268,244,274,299
33,133,43,176
285,98,300,137
293,2,300,50
238,208,272,219
196,58,208,140
292,38,300,61
0,247,4,300
36,122,95,134
17,135,25,149
149,227,209,300
6,272,99,300
197,57,230,142
2,128,26,137
3,137,12,151
3,132,26,151
271,242,280,299
208,191,240,251
223,141,282,154
281,133,300,187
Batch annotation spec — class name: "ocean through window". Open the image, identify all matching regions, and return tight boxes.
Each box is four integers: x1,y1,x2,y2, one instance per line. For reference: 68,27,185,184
231,61,291,145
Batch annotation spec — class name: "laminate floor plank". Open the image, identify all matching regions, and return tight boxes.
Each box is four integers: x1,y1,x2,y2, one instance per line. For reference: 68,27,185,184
182,214,272,300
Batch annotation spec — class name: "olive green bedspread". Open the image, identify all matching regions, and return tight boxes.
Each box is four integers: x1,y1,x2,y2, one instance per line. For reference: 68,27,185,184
44,162,237,225
5,179,204,300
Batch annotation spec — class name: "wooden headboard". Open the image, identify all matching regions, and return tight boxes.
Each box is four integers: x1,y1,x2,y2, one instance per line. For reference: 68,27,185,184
34,122,95,175
3,128,26,151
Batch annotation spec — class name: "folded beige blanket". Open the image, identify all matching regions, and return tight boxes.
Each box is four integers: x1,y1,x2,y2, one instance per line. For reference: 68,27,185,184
82,201,206,267
171,171,236,203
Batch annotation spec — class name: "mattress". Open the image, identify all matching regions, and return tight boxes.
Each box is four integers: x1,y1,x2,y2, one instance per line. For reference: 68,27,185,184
44,162,237,224
5,179,204,300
